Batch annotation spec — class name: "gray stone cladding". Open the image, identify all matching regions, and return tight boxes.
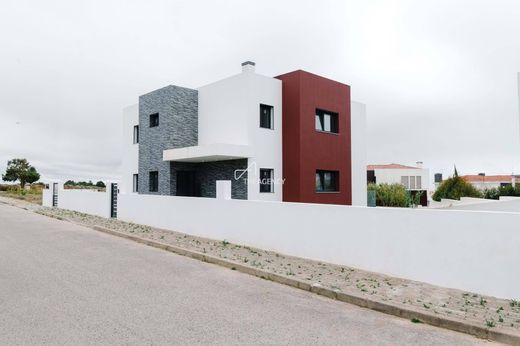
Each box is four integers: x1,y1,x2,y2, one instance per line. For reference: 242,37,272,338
138,85,198,195
170,159,248,200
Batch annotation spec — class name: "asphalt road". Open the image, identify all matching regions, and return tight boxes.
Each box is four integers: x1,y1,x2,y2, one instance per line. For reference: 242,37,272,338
0,203,493,345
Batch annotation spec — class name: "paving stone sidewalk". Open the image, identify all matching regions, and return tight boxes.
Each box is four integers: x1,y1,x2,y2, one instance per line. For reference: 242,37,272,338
1,196,518,339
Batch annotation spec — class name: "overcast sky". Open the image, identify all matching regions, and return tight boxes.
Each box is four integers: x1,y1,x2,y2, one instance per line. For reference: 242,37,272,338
1,0,519,183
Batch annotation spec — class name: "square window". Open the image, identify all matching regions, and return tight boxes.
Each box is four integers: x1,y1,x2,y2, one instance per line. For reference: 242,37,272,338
149,113,159,127
315,109,338,133
259,168,274,193
260,104,273,129
133,174,139,193
133,125,139,144
149,171,158,192
316,170,339,192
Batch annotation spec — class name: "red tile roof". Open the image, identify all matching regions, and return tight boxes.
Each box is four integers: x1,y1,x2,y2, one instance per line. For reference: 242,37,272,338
367,163,420,170
462,175,513,183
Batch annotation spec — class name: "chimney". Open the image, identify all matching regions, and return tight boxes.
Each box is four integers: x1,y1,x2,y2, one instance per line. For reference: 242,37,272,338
241,61,255,73
478,173,485,176
416,161,423,168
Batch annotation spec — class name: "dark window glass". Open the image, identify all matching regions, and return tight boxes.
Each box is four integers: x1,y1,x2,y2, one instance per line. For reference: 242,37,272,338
315,109,338,133
133,125,139,144
149,113,159,127
259,168,274,193
316,170,339,192
133,174,139,193
149,171,158,192
260,104,273,129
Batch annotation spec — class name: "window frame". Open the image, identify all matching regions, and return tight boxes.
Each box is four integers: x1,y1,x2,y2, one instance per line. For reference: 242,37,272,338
259,104,274,130
132,174,139,193
315,109,339,134
149,171,159,192
149,113,159,128
315,170,339,193
259,168,274,193
133,125,139,144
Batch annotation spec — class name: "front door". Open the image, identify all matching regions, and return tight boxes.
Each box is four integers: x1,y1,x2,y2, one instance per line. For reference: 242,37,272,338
176,171,199,197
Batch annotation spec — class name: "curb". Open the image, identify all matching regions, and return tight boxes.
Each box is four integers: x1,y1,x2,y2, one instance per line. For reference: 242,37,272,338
81,225,519,345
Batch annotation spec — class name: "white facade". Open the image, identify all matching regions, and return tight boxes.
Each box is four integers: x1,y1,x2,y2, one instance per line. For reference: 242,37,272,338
196,65,283,201
350,101,367,206
371,165,430,191
121,104,138,194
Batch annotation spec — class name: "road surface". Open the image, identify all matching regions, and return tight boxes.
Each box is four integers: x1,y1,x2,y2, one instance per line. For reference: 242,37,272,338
0,203,493,345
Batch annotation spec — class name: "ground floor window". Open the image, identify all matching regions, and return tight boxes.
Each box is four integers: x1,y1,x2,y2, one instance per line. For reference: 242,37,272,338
149,171,158,192
133,174,138,192
316,170,339,192
259,168,274,193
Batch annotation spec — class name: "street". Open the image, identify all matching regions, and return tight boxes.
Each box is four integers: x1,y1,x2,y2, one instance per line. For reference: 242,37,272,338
0,203,492,345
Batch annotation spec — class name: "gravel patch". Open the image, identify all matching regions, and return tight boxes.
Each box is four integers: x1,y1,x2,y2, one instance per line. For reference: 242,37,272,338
2,196,517,337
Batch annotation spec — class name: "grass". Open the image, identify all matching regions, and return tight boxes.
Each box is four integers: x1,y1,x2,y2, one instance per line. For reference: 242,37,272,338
411,318,422,323
0,185,42,205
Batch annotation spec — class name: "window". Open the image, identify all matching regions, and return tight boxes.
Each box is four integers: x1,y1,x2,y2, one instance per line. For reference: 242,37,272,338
315,109,338,133
133,125,139,144
401,176,422,190
149,113,159,127
149,171,158,192
409,176,416,190
316,170,339,192
401,176,409,189
416,176,422,189
259,168,274,193
133,174,138,193
260,104,273,129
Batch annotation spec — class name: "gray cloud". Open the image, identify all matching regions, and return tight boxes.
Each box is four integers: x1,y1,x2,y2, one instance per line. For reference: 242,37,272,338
0,0,519,183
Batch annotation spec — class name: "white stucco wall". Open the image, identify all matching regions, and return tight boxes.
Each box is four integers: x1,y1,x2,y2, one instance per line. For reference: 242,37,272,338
118,193,520,299
58,187,112,218
198,69,283,201
351,101,367,206
374,167,430,191
121,104,139,194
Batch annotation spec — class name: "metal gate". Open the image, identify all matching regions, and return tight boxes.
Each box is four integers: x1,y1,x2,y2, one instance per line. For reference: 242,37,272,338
52,183,58,207
110,183,118,218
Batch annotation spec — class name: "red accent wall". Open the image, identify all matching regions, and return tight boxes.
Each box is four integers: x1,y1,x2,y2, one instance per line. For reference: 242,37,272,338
276,70,352,205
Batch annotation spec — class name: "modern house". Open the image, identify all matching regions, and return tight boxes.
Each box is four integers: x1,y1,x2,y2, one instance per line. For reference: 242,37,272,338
367,163,429,206
461,174,517,190
122,62,367,206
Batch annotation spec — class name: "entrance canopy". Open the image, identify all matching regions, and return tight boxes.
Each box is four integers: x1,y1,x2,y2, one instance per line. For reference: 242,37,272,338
163,143,253,163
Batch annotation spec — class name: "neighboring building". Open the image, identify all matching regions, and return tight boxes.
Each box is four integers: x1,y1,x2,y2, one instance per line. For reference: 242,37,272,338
366,163,429,206
121,62,367,205
461,174,517,190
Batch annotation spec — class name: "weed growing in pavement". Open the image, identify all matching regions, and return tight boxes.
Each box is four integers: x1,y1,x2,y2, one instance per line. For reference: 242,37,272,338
486,319,496,328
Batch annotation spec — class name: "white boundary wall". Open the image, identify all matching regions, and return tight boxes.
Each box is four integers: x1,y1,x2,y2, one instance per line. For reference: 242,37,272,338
59,189,111,218
118,193,520,299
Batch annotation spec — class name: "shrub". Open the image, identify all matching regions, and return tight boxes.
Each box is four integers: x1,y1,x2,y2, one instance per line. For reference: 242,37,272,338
432,169,482,201
369,183,414,208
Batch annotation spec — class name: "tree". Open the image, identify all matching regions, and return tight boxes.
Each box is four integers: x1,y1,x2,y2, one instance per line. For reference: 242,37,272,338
95,181,105,188
2,158,40,188
432,167,482,201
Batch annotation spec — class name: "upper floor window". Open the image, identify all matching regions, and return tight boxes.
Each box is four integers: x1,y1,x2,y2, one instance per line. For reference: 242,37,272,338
149,171,159,192
316,170,339,192
133,125,139,144
315,109,338,133
401,176,422,190
149,113,159,127
259,168,274,193
260,104,274,129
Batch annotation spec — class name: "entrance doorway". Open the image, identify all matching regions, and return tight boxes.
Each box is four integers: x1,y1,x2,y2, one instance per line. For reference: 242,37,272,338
176,171,199,197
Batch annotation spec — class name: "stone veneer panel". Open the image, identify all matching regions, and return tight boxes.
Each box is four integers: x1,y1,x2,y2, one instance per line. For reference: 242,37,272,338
138,85,198,195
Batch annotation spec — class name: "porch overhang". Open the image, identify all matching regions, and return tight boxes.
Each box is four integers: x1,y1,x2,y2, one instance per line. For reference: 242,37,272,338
163,144,253,163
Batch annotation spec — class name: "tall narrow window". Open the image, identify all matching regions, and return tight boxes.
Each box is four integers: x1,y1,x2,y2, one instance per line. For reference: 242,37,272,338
133,174,139,193
259,168,274,193
149,171,158,192
401,176,409,189
149,113,159,127
416,176,422,189
316,170,339,192
133,125,139,144
315,109,338,133
260,104,273,129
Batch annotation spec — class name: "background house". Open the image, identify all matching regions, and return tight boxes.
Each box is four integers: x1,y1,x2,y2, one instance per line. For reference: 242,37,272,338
461,174,517,190
367,162,430,206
